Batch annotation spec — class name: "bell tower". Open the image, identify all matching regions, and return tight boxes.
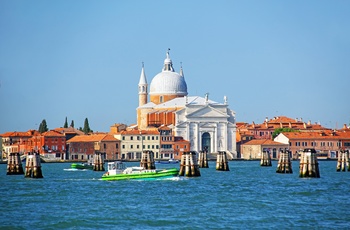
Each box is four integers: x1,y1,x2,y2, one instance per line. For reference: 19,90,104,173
138,62,148,107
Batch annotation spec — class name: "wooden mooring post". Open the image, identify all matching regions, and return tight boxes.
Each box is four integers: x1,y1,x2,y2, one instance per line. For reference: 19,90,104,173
25,152,43,178
179,151,201,177
276,149,293,174
216,151,230,171
299,148,320,178
336,150,350,172
6,152,24,175
93,152,105,171
260,150,272,166
198,150,209,168
140,150,155,169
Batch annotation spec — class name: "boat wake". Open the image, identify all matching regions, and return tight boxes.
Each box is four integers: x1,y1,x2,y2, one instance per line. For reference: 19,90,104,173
63,168,90,171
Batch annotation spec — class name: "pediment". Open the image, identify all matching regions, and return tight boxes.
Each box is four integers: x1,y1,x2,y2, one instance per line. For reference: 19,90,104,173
186,106,228,118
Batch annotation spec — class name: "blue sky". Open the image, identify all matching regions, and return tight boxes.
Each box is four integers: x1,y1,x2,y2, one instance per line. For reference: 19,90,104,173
0,0,349,133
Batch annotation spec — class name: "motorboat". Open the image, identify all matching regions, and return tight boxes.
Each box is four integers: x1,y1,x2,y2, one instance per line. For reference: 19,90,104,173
101,161,179,181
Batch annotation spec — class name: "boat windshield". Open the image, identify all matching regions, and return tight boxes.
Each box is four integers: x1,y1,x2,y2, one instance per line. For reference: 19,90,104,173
108,162,126,170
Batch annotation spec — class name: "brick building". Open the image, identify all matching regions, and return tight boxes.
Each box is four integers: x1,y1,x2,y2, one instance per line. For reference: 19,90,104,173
67,134,120,161
274,130,350,159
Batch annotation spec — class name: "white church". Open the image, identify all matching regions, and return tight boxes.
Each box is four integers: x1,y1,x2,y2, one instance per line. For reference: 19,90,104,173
136,50,237,158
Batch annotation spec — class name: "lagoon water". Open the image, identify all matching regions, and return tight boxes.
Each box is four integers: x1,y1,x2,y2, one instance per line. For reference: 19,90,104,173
1,161,349,229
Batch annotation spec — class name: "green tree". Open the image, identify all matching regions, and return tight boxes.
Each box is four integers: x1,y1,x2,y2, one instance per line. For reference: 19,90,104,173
83,118,91,134
272,127,296,139
64,117,68,128
38,119,48,133
70,120,74,128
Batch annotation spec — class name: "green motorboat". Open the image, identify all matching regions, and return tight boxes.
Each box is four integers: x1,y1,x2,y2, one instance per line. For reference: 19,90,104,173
71,162,94,170
101,161,179,181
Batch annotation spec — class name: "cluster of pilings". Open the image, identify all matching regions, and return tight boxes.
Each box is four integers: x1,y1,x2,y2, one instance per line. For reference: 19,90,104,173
216,151,230,171
299,148,320,178
7,153,24,175
197,150,209,168
336,150,350,172
25,152,43,178
140,150,155,169
260,150,272,166
179,151,201,177
276,149,293,174
93,152,105,171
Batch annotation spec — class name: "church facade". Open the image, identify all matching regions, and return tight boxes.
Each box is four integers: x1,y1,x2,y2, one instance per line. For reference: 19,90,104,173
137,50,237,158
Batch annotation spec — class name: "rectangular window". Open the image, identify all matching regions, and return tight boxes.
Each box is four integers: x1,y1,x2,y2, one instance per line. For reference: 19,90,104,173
122,136,125,140
122,145,125,149
137,145,139,149
147,136,150,140
152,145,154,149
130,136,133,140
130,145,133,149
152,136,154,140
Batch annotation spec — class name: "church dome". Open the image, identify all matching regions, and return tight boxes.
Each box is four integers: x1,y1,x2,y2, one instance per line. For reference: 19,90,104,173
150,50,188,96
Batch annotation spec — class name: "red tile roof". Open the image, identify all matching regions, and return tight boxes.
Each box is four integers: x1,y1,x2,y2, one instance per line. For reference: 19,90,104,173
118,130,160,135
42,130,65,137
243,139,288,146
67,134,117,143
281,131,350,140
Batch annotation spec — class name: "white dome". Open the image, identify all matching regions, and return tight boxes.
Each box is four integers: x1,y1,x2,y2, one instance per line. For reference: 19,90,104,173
149,50,188,96
150,71,187,95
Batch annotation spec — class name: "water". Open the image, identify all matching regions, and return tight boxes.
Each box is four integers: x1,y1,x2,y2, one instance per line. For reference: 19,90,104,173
1,161,349,229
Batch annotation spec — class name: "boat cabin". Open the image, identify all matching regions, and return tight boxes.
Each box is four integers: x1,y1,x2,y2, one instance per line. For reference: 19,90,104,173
106,161,126,175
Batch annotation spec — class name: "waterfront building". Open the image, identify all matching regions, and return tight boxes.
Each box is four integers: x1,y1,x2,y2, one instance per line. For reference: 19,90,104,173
113,129,160,160
136,50,237,158
159,125,190,160
0,130,66,160
38,130,66,160
54,127,85,160
67,134,120,161
237,116,330,140
274,130,350,159
241,139,289,160
0,130,37,158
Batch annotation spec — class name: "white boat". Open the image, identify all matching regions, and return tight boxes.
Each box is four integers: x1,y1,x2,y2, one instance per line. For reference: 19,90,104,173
101,161,179,181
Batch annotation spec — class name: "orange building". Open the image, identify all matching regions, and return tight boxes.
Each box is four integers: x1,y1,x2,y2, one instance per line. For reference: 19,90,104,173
237,116,330,140
274,130,350,159
67,134,120,161
159,125,190,160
